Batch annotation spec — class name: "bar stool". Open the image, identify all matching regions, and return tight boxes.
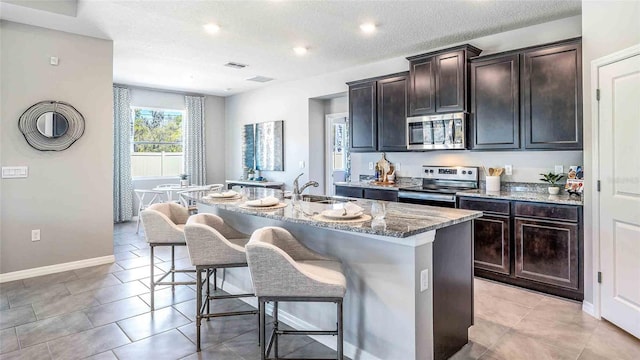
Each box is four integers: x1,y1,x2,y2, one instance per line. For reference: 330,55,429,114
245,227,346,360
140,202,196,310
184,213,258,351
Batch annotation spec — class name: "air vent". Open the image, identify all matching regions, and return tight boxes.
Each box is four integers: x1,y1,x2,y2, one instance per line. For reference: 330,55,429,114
224,62,248,69
246,76,274,83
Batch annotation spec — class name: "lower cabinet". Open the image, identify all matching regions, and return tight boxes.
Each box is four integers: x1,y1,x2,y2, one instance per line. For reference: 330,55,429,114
459,196,583,300
334,185,398,202
514,218,579,290
335,185,363,198
474,215,510,275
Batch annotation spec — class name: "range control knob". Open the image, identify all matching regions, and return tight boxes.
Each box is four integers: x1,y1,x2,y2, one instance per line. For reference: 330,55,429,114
468,170,473,175
462,170,467,175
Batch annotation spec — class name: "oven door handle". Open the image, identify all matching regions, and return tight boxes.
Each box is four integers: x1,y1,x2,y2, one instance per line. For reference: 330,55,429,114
397,191,456,202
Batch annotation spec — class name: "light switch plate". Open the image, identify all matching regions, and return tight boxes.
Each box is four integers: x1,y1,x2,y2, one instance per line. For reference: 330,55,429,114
2,166,28,178
554,165,564,174
50,56,59,66
368,162,374,170
298,161,305,169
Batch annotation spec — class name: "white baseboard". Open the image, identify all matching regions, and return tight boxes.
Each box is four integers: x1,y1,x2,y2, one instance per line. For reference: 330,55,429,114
216,277,382,360
0,255,116,283
582,301,597,318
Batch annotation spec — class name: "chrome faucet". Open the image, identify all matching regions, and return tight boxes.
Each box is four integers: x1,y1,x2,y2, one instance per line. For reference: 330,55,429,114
293,173,319,197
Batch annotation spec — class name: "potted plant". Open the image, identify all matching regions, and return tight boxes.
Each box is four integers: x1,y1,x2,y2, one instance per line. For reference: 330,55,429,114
539,172,564,195
179,173,189,187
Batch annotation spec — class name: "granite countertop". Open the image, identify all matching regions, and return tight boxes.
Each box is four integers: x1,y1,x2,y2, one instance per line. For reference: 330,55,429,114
334,181,403,190
185,188,482,239
457,189,583,206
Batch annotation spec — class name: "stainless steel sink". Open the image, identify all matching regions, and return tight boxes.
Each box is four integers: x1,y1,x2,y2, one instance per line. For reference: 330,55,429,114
299,194,355,204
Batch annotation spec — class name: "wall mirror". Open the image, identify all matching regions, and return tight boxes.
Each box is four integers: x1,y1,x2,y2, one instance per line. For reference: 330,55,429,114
241,120,284,173
19,101,85,151
36,112,69,138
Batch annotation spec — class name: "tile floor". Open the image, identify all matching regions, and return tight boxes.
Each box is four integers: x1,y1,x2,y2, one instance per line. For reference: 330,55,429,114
0,221,637,359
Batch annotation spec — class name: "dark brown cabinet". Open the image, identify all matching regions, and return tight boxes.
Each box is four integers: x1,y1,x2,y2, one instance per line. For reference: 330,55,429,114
407,45,481,116
377,74,409,152
515,218,579,290
363,188,398,202
335,185,364,198
347,72,408,152
459,198,511,275
470,54,520,149
348,81,377,152
522,40,582,149
469,38,582,151
458,196,583,300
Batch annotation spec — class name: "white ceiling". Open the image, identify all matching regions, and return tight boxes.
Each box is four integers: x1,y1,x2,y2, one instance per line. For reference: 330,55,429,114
1,0,581,96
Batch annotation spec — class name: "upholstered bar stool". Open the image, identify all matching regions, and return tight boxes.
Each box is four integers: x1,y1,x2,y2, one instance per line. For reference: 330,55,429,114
140,202,196,310
184,213,258,351
246,227,346,360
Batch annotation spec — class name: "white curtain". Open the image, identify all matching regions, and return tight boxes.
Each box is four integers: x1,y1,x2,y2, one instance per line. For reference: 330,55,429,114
113,86,133,222
184,96,206,185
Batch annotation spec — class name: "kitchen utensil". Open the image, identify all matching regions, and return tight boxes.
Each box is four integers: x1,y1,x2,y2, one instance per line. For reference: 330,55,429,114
488,167,496,176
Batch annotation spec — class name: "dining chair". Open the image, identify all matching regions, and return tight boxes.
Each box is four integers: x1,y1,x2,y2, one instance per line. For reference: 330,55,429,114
133,189,165,234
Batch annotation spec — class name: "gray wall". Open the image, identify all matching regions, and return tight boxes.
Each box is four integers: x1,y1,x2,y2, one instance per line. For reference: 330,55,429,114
0,21,114,273
128,87,226,215
581,0,640,307
225,16,583,190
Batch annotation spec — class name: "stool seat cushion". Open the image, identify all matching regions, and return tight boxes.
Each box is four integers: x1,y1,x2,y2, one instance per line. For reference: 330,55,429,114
141,203,188,244
184,214,251,266
246,227,346,298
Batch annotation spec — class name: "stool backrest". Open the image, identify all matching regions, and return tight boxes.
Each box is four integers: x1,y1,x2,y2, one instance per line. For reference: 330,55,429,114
184,214,248,265
140,203,188,244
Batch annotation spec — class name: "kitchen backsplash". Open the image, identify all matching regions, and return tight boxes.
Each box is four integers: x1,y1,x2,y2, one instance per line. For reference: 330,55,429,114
350,150,583,184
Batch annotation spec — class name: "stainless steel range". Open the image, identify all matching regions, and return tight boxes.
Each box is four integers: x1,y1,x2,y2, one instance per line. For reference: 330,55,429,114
398,166,479,208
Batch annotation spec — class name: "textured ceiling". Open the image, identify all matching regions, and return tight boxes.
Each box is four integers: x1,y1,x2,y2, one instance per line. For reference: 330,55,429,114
1,0,581,96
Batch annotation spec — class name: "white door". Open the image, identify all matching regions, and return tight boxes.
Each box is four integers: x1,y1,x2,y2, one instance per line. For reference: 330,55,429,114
598,50,640,339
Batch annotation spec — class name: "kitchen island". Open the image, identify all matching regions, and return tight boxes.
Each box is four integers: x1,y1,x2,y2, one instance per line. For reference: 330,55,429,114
184,189,482,360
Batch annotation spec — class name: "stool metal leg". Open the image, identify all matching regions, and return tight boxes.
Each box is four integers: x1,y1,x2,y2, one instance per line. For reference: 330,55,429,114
337,300,343,360
259,299,266,360
274,301,279,359
206,269,211,319
150,245,155,311
196,268,202,352
171,246,176,291
213,268,217,291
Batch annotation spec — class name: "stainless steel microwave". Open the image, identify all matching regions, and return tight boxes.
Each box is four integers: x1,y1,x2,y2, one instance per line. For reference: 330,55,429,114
406,112,466,150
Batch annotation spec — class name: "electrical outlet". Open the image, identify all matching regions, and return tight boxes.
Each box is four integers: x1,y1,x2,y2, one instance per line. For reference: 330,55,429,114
299,161,305,169
50,56,59,66
505,165,513,176
368,162,374,170
32,229,40,242
554,165,564,174
420,269,429,292
396,162,401,170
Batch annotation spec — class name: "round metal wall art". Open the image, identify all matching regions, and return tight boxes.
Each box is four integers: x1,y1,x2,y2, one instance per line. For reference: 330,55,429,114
18,100,85,151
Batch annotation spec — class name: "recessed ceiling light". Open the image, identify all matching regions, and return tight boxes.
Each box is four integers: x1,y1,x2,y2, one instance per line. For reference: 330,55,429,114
203,23,220,34
360,22,377,34
293,46,308,56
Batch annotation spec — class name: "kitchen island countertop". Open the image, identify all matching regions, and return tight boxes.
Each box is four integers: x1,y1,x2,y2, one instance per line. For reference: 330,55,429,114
185,188,482,242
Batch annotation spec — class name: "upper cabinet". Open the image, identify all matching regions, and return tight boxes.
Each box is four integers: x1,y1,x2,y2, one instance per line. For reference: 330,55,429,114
407,45,482,116
521,40,582,150
347,72,408,153
348,80,377,152
469,38,582,151
470,54,520,149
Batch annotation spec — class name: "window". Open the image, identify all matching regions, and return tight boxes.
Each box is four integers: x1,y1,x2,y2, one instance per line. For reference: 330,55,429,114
131,108,184,177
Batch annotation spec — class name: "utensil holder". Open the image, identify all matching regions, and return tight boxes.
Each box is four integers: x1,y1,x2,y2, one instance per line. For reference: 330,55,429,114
486,176,501,192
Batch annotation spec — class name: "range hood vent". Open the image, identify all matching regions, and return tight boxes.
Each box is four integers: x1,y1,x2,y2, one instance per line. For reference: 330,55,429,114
246,76,274,83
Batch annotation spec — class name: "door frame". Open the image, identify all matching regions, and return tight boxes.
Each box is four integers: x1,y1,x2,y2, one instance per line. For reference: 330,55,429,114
325,112,349,196
590,43,640,320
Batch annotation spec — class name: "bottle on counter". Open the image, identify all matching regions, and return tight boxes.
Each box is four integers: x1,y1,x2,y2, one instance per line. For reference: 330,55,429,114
374,163,380,181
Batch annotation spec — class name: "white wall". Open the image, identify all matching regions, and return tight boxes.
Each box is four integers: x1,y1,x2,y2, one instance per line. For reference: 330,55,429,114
128,87,226,214
581,0,640,308
0,21,113,273
225,16,582,190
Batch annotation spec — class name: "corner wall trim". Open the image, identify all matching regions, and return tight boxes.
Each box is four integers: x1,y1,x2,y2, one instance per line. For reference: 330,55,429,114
0,255,115,283
582,301,597,319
